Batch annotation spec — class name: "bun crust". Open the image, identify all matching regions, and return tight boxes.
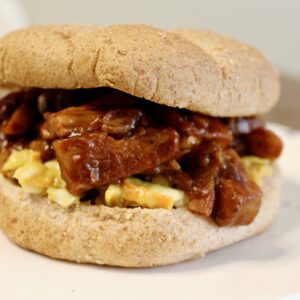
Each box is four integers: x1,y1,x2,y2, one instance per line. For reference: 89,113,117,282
0,168,281,267
0,24,279,116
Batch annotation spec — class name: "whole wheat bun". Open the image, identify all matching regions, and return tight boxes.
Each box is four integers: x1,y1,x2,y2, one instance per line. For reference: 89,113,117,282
0,24,279,117
0,167,281,267
0,24,282,267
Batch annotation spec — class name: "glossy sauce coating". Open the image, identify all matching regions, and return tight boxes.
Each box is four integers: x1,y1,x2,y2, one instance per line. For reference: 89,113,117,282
0,89,283,226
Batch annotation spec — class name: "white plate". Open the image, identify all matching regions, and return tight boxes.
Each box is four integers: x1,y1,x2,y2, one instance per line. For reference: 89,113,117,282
0,123,299,300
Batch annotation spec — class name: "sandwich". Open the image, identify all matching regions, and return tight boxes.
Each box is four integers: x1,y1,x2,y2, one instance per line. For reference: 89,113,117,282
0,24,283,267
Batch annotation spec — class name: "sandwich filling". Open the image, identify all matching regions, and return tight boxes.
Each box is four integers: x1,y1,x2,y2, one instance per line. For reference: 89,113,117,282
0,88,282,226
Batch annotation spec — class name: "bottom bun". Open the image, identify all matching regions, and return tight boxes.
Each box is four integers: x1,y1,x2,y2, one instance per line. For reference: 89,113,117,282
0,168,281,267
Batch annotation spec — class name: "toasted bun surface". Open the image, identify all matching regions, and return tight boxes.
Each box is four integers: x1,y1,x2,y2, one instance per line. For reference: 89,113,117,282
0,24,279,116
0,168,280,267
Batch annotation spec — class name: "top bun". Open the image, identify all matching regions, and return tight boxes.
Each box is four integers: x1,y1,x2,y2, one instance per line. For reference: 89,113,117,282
0,24,279,117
